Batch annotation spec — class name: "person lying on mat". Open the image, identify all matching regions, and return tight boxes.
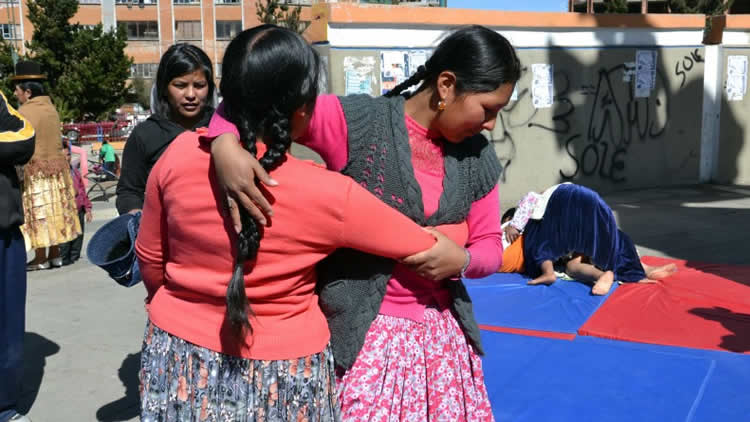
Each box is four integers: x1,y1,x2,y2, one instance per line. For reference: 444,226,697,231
499,183,677,295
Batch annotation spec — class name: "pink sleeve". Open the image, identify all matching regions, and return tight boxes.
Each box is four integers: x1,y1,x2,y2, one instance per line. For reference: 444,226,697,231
206,95,349,171
71,145,88,189
206,102,240,139
297,94,349,171
78,171,92,211
135,159,167,302
463,185,503,279
510,192,540,232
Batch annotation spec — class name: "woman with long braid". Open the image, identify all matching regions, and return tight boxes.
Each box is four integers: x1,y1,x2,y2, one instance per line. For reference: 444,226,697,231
206,25,520,420
135,25,468,421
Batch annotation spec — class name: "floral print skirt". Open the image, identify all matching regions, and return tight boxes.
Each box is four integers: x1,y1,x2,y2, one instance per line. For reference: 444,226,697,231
139,320,341,422
337,308,495,422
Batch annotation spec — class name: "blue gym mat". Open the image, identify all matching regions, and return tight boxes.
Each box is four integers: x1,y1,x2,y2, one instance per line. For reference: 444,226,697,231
480,330,750,422
465,272,616,334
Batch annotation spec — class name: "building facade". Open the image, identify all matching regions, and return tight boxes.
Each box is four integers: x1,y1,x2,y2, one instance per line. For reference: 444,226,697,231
0,0,443,81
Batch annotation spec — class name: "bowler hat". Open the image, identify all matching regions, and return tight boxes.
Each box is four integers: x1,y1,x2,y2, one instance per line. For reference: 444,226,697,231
11,60,46,81
87,212,142,287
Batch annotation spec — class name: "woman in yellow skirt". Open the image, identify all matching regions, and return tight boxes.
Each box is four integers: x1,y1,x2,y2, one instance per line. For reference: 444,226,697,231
12,61,81,270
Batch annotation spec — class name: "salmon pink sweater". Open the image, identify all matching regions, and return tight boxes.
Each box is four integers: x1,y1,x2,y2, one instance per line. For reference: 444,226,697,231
135,130,468,360
207,95,503,321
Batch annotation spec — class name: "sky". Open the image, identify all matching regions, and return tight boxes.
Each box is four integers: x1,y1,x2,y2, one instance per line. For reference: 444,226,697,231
447,0,569,12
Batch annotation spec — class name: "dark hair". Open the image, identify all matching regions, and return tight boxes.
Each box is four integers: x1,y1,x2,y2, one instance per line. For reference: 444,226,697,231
154,43,215,121
219,24,320,335
384,25,520,99
501,207,517,224
16,81,46,98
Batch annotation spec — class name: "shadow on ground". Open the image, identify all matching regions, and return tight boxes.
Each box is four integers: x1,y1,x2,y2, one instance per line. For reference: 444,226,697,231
17,332,60,415
689,306,750,354
96,352,140,421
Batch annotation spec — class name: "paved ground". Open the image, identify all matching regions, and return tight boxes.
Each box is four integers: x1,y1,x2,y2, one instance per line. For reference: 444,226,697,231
17,183,750,421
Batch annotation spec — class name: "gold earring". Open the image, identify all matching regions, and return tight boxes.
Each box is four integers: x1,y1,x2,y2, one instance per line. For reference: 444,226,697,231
437,99,446,111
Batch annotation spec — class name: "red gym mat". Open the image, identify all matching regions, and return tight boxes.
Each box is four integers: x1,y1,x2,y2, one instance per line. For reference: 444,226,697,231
578,256,750,354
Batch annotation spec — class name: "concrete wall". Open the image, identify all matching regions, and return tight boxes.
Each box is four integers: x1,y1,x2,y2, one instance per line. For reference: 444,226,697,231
717,45,750,185
491,47,704,204
717,19,750,185
311,5,713,206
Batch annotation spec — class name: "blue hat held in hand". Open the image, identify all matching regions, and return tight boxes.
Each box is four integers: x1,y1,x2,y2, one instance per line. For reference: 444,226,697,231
87,212,142,287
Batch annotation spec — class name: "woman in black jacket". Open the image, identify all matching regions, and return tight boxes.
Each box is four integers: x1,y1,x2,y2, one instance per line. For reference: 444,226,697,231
116,43,216,215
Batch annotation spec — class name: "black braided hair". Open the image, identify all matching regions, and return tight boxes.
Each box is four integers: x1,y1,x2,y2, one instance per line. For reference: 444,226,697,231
385,25,521,98
219,24,320,336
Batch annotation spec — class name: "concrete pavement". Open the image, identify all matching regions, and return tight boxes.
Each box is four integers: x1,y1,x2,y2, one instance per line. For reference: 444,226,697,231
17,183,750,421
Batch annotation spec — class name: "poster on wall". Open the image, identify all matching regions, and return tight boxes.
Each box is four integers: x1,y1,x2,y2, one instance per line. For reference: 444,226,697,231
726,55,748,102
635,50,657,98
531,63,554,108
343,56,376,96
380,50,432,95
381,51,408,95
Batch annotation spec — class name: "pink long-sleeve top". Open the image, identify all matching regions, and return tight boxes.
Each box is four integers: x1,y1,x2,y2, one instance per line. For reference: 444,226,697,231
136,129,468,360
207,95,503,321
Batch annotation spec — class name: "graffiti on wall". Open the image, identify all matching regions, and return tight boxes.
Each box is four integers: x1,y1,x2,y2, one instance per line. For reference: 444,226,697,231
562,64,670,183
492,59,676,184
675,48,704,89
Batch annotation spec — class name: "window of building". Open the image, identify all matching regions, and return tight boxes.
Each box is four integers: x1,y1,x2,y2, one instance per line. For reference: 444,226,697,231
174,0,199,4
79,0,101,4
116,0,158,5
215,20,241,40
120,21,159,40
175,20,201,40
0,24,20,40
215,0,240,4
131,63,159,79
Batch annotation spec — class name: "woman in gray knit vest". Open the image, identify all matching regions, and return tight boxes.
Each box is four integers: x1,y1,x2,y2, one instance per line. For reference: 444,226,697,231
208,26,520,420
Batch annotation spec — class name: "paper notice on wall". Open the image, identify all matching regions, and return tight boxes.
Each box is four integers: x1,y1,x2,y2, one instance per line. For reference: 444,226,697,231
510,84,518,102
622,62,636,83
635,50,657,98
380,50,432,95
407,50,429,75
726,55,748,101
531,63,554,108
343,56,376,96
381,51,408,95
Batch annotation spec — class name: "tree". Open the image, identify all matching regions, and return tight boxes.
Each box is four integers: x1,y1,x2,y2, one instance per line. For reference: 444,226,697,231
256,0,310,35
25,0,78,90
128,76,152,111
55,24,132,120
0,40,16,102
25,0,132,120
605,0,630,13
668,0,734,14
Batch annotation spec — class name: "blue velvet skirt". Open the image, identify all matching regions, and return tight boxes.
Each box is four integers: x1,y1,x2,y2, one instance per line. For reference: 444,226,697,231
522,184,646,282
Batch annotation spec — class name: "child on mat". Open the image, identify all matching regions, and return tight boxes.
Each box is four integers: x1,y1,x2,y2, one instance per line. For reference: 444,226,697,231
500,184,677,295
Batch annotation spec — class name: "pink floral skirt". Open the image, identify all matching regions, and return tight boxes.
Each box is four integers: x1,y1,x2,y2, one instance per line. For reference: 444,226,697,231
337,307,494,421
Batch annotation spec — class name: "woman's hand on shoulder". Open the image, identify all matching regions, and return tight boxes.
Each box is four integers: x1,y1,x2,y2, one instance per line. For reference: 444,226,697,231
401,227,468,281
211,133,278,231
